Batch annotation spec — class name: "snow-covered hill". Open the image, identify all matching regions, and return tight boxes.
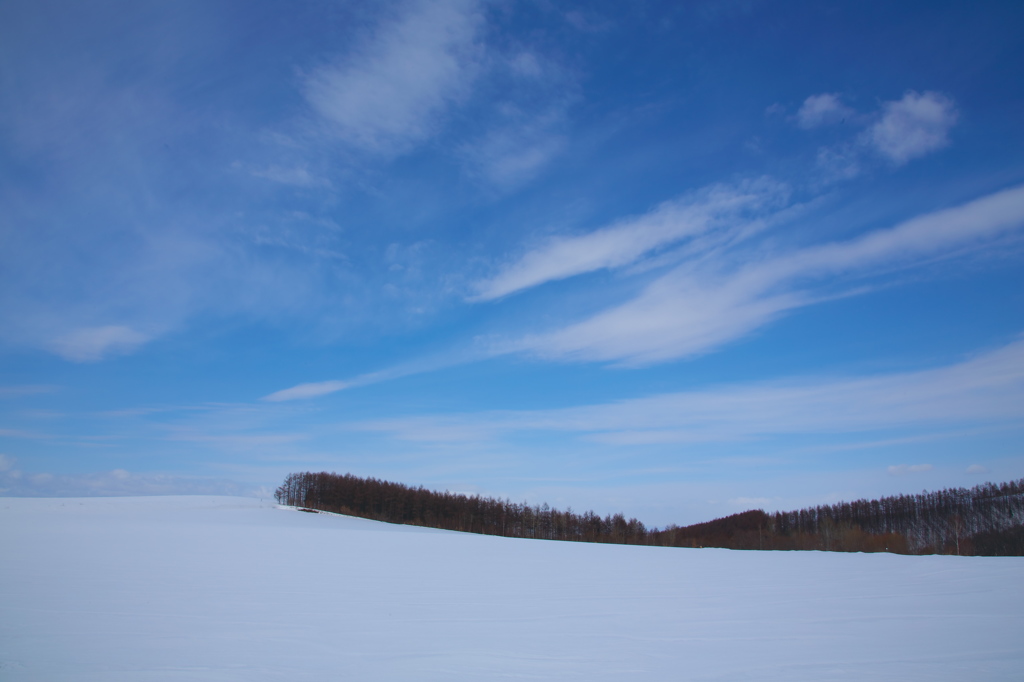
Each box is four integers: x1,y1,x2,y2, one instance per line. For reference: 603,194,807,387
1,495,1021,680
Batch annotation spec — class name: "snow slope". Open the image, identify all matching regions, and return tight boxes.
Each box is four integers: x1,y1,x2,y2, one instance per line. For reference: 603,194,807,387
1,496,1021,681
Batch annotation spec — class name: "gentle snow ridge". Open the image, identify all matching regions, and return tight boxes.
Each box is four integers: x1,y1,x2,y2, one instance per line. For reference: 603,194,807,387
1,495,1021,681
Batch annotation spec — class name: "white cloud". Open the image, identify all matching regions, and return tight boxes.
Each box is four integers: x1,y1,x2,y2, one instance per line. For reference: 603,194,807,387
263,380,350,402
0,454,15,472
795,90,958,180
262,347,488,403
472,178,789,301
303,0,483,155
965,464,990,474
511,272,800,365
354,337,1024,446
887,464,933,475
461,115,566,190
49,325,150,363
511,183,1024,365
796,93,854,129
865,91,958,165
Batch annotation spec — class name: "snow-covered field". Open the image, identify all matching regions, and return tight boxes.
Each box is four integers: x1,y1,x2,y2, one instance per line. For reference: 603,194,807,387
1,496,1021,680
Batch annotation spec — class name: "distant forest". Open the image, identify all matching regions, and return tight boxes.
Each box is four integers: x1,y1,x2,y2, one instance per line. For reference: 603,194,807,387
275,471,1024,556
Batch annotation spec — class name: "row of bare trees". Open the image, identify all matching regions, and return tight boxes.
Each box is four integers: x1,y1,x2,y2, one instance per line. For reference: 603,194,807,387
275,471,649,544
275,472,1024,555
764,479,1024,554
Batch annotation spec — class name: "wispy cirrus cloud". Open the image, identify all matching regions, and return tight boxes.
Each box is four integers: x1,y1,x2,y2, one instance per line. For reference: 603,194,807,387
887,463,933,475
460,109,567,190
471,177,790,301
261,347,487,402
48,325,151,363
458,49,578,190
263,380,350,403
303,0,484,156
506,183,1024,366
353,336,1024,446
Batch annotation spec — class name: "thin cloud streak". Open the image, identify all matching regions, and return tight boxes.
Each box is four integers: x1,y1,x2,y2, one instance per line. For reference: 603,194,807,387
263,380,350,402
262,346,494,402
471,178,789,301
511,183,1024,365
352,336,1024,445
49,325,151,363
887,463,933,475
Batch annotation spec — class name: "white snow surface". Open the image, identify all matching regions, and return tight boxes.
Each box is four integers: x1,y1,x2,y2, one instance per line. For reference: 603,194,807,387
1,495,1022,681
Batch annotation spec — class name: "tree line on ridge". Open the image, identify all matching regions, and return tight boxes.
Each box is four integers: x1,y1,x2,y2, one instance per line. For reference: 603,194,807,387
275,471,1024,555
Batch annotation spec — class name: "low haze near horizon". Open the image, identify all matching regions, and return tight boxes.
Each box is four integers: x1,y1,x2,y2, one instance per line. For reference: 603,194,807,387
1,0,1023,525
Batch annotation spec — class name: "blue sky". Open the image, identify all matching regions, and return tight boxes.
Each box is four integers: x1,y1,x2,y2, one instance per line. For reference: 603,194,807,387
2,0,1023,524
